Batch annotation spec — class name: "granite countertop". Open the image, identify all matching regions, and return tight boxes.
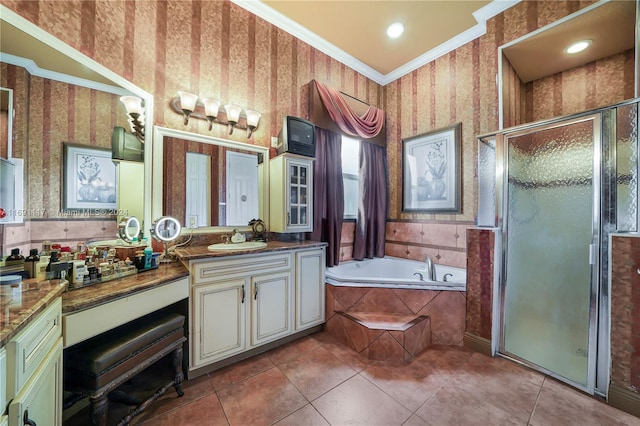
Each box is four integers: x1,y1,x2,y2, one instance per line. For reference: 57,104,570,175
61,262,189,314
1,279,67,346
175,240,327,261
1,241,323,347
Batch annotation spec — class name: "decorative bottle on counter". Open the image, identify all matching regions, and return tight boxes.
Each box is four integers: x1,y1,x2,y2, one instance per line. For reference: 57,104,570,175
45,251,59,280
24,249,40,279
7,248,25,261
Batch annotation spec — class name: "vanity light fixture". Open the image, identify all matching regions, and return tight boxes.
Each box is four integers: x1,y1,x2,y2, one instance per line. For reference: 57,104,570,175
119,96,146,141
245,109,261,138
169,94,260,137
201,98,221,130
224,104,242,135
177,91,199,125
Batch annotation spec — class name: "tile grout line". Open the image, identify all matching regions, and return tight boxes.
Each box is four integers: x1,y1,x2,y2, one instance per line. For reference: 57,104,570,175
271,348,359,425
409,356,471,424
527,376,546,425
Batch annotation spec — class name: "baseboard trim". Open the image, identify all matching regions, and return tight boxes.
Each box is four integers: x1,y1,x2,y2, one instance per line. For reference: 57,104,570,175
463,332,492,356
608,384,640,418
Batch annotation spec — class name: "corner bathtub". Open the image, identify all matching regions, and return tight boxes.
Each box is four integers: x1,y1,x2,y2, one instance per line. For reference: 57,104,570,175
326,256,466,291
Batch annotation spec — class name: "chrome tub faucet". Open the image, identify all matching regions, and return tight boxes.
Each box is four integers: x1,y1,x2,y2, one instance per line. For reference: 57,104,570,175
425,257,435,281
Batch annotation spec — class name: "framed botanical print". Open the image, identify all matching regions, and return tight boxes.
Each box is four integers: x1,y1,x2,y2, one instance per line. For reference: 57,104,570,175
402,123,462,213
63,142,117,211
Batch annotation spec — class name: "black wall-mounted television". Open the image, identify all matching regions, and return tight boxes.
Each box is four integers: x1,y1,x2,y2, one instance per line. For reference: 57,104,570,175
111,126,144,162
276,116,315,158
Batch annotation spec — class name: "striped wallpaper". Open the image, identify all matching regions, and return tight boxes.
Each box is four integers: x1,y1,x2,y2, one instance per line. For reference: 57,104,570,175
0,0,633,261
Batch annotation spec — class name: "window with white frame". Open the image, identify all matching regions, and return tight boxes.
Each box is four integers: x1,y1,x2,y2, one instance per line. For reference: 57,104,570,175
341,136,360,219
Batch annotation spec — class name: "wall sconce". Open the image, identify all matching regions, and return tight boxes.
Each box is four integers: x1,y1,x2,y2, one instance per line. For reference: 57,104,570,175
119,96,146,141
245,110,261,138
177,91,199,125
169,94,260,138
224,104,242,135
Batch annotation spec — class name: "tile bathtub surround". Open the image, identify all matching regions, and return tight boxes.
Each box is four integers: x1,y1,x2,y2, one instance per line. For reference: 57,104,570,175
64,332,639,425
384,220,472,269
334,311,432,362
339,220,472,267
325,284,465,347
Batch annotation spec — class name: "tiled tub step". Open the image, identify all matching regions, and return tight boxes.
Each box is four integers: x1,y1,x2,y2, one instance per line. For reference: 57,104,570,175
334,311,432,362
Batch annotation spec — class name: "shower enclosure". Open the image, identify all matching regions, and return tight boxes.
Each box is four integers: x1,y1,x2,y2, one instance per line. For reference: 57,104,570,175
477,99,639,396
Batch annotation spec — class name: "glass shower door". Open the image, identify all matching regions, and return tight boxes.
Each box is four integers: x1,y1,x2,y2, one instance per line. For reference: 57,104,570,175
501,115,598,390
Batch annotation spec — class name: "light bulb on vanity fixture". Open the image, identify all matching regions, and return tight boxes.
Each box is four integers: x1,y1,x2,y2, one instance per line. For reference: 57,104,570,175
245,109,261,138
177,91,199,125
224,104,242,135
201,98,221,131
119,96,145,140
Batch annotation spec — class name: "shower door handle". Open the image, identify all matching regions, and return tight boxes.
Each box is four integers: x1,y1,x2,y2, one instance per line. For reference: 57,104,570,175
589,244,597,265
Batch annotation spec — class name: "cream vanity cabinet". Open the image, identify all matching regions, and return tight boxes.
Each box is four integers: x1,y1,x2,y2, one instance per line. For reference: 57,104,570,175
190,252,294,369
189,247,325,371
270,154,314,233
295,248,326,330
1,347,6,426
5,299,63,426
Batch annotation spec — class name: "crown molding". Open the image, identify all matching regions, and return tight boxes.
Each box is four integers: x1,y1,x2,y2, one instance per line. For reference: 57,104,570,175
231,0,520,86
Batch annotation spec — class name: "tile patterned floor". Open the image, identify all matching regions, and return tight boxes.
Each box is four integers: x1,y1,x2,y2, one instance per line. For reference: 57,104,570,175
65,332,640,426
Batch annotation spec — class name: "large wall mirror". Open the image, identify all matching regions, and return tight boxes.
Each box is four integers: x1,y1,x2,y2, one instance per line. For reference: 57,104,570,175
498,0,638,129
152,126,270,234
0,6,153,240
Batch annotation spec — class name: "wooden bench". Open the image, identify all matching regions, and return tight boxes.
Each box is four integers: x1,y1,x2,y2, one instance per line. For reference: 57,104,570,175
63,312,186,426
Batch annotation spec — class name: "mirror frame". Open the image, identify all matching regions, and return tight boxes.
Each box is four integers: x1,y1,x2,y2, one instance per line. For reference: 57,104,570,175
1,87,14,157
1,5,154,240
152,126,270,234
497,0,640,130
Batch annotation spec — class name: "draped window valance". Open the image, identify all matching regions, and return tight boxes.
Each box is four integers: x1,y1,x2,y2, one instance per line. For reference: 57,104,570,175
308,80,386,146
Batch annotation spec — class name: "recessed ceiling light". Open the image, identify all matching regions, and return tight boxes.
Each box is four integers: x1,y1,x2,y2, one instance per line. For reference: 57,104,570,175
386,22,404,39
565,40,592,54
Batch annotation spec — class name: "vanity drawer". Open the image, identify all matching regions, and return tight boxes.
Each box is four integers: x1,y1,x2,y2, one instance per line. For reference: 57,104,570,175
192,252,293,285
6,298,62,398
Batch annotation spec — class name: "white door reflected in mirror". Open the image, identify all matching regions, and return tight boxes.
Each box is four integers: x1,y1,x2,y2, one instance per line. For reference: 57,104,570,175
186,152,210,227
226,151,259,226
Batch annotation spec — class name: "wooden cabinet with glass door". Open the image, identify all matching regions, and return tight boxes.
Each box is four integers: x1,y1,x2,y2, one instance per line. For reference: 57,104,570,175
269,154,314,232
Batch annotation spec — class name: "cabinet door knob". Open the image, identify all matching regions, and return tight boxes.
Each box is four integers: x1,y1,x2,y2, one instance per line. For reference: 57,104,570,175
23,409,37,426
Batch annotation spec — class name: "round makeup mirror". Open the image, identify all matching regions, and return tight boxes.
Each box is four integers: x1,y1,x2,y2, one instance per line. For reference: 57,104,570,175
118,216,141,243
150,216,182,262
